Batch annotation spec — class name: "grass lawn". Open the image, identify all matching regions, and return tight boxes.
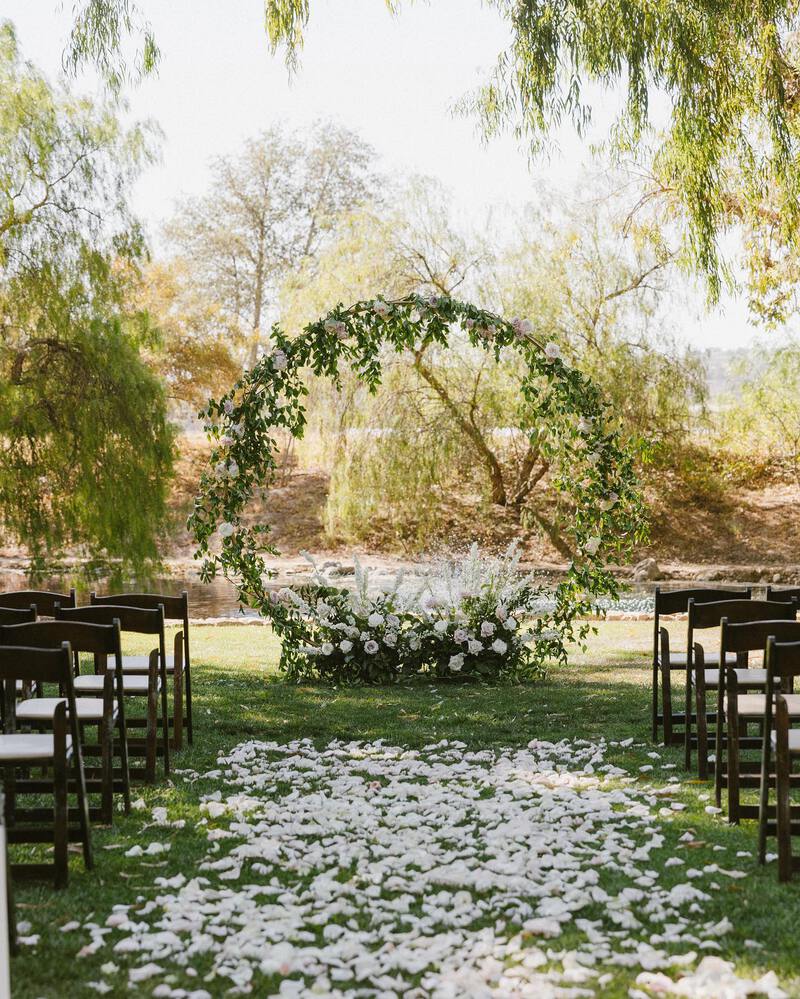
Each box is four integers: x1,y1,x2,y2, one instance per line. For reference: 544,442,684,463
8,620,800,998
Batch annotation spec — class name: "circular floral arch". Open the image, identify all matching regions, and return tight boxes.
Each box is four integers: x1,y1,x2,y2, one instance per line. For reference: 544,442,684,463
190,293,647,679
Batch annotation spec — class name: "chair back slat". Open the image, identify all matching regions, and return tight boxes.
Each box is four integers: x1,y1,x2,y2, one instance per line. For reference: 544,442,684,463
0,606,36,627
721,618,800,654
0,590,75,615
655,586,751,617
765,586,800,604
765,638,800,682
0,643,72,684
0,620,119,656
689,598,796,631
90,591,187,621
55,604,163,635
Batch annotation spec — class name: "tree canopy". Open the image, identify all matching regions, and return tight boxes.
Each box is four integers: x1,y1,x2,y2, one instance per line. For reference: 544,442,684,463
0,22,173,577
59,1,800,294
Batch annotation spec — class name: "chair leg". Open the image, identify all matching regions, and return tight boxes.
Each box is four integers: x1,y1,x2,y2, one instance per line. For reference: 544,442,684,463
184,636,193,745
776,738,793,882
73,748,93,873
758,737,772,865
652,658,659,742
53,758,68,889
696,678,709,779
118,712,131,814
101,719,113,825
145,688,157,784
726,704,740,820
172,662,183,751
684,672,693,770
663,665,673,745
159,677,170,777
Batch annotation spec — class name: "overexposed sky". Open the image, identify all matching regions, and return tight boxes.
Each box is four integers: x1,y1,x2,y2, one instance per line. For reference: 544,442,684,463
6,0,767,349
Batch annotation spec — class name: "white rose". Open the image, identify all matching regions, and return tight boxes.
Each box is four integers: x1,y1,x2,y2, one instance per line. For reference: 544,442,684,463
409,309,421,323
544,341,562,361
364,640,379,655
321,642,334,656
449,654,464,672
386,614,400,629
231,422,244,437
585,536,601,556
223,400,234,414
408,634,421,651
504,617,518,631
433,620,448,635
220,434,234,447
480,621,495,638
453,628,468,643
367,612,384,628
372,299,390,318
271,348,288,370
495,604,508,621
218,522,235,538
339,639,353,653
491,638,508,655
227,461,239,478
467,639,483,654
383,632,398,647
512,317,532,338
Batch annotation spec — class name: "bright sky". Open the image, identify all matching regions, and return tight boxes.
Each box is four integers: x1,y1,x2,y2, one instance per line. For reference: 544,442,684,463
6,0,768,350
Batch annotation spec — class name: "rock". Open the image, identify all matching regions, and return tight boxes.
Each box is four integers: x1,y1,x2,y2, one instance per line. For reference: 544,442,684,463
328,565,355,577
773,572,783,584
633,558,663,582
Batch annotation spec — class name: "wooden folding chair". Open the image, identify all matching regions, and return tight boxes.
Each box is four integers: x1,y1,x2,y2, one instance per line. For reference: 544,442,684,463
0,620,131,824
718,618,800,821
685,598,795,776
0,607,37,715
91,591,193,748
0,789,15,969
0,642,92,887
758,637,800,879
652,586,750,744
55,604,168,782
0,590,75,615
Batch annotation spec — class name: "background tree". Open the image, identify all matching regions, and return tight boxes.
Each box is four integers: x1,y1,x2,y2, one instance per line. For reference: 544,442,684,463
164,122,378,367
58,3,800,293
134,259,245,412
0,22,173,577
279,174,702,554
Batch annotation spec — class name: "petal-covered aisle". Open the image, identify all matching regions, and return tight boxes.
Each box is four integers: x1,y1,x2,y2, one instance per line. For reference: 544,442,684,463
64,738,785,998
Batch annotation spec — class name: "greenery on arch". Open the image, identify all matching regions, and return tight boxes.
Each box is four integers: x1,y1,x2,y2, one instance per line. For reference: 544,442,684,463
189,293,648,682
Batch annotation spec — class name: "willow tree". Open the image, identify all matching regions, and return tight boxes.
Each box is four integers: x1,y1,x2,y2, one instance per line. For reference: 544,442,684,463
0,23,174,577
63,2,800,295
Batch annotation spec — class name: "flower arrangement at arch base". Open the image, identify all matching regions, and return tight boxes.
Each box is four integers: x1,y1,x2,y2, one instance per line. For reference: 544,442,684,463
275,545,562,684
189,292,649,684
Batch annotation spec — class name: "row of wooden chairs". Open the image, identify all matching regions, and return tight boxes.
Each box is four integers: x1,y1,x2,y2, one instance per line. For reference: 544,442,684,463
653,584,800,880
0,589,194,894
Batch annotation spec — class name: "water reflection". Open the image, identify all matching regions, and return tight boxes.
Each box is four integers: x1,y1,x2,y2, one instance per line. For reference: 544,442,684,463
0,568,762,619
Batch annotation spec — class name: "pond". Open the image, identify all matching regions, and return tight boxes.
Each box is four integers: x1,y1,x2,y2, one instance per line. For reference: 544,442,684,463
0,567,762,619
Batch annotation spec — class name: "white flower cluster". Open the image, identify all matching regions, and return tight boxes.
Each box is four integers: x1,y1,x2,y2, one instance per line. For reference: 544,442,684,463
277,544,545,681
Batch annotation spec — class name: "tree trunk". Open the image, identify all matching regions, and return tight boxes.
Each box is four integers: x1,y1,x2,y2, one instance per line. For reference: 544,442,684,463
413,350,507,505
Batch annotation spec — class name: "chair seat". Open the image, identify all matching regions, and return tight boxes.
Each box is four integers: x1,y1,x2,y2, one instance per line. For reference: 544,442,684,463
0,733,72,761
665,652,738,667
771,730,800,754
703,668,768,688
16,697,117,724
75,674,160,695
117,654,176,675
